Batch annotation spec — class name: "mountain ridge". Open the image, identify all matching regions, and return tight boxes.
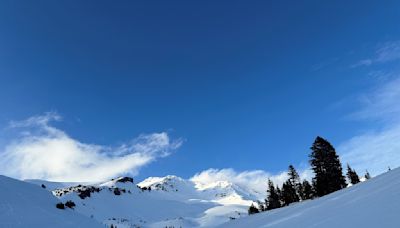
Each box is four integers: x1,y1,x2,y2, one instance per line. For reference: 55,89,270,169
28,174,254,227
15,168,400,227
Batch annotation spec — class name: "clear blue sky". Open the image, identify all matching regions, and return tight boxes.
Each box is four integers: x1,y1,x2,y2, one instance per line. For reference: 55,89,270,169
1,1,399,180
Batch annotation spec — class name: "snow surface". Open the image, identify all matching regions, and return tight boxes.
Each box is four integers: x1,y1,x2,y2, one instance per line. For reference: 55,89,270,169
31,175,255,227
0,175,101,228
13,169,400,228
222,168,400,228
18,168,400,227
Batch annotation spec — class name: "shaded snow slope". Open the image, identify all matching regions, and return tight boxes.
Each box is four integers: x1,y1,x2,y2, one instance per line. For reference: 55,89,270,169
222,168,400,228
0,175,101,228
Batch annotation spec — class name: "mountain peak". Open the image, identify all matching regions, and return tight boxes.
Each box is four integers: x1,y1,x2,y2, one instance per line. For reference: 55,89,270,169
138,175,192,193
100,176,136,188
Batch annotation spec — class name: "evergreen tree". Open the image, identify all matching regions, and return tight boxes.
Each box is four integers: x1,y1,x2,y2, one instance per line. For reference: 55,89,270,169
311,179,318,195
256,200,265,212
301,179,314,200
346,164,360,185
266,179,281,210
276,186,283,206
309,136,347,197
281,180,298,206
281,181,289,206
364,170,371,180
248,203,260,215
287,165,302,201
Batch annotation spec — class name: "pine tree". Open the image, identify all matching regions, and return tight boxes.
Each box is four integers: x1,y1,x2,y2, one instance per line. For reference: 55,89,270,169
248,203,260,215
287,165,302,201
256,200,265,212
281,182,289,206
266,179,281,210
276,186,283,206
346,164,360,185
301,179,314,200
311,179,317,194
309,136,347,197
364,170,371,180
281,180,298,206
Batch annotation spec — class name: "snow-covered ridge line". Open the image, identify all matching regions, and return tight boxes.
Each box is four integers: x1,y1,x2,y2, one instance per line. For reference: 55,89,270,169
30,174,256,227
6,168,400,227
52,176,144,199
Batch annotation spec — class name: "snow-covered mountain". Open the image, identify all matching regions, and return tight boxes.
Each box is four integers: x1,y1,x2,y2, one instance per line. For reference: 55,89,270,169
222,167,400,228
5,168,399,227
29,175,256,227
0,175,101,228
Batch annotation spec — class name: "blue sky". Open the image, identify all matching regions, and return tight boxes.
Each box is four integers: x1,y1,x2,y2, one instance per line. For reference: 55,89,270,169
1,1,400,182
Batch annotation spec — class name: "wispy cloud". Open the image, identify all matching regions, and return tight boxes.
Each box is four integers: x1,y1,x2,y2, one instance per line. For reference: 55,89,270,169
310,57,340,72
190,168,312,198
339,76,400,176
353,41,400,67
340,126,400,176
0,112,182,182
350,77,400,122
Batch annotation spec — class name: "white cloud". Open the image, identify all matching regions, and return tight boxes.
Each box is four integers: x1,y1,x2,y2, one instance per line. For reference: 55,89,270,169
0,113,182,182
339,76,400,176
339,126,400,176
350,77,400,121
354,59,373,67
353,41,400,67
375,41,400,63
190,168,312,197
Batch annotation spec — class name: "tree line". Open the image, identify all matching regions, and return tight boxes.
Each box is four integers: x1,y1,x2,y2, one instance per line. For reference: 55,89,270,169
249,136,371,215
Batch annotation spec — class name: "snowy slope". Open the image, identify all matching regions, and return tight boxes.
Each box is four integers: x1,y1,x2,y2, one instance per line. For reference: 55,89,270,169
43,175,254,227
139,176,255,227
8,168,400,227
222,168,400,228
0,175,101,228
57,177,214,227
